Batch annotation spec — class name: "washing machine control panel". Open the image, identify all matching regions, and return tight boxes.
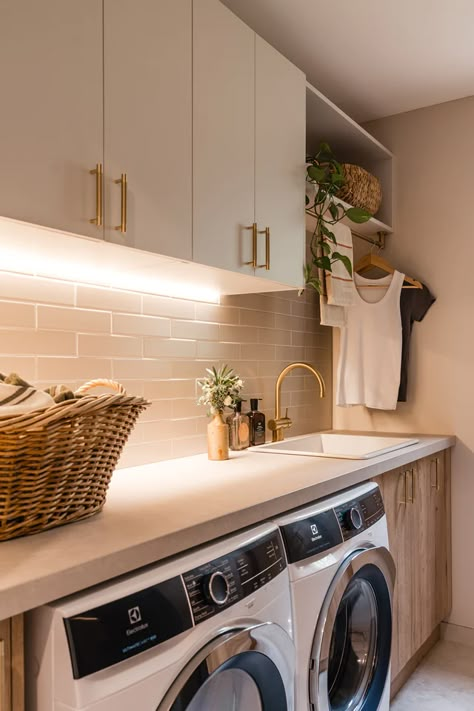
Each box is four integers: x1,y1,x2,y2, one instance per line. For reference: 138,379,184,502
281,485,385,562
183,531,286,624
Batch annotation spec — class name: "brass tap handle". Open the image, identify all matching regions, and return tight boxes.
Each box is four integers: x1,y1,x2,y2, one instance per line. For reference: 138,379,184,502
245,223,257,267
89,163,103,227
268,409,293,442
114,173,127,233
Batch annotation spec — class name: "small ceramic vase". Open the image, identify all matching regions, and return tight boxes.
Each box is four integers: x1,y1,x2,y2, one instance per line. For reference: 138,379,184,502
207,412,229,461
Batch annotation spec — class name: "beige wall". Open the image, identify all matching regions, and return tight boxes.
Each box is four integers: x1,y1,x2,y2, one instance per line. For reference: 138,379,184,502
0,269,332,469
334,96,474,628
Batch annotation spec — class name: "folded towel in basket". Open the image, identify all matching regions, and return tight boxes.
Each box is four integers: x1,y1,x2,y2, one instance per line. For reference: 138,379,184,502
0,372,54,416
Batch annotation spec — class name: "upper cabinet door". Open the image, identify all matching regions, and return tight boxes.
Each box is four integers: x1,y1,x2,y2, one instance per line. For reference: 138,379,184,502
0,1,103,238
255,37,306,287
103,0,192,260
193,0,255,274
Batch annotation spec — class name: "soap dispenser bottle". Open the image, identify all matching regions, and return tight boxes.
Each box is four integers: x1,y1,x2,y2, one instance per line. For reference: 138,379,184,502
226,400,250,451
247,398,266,446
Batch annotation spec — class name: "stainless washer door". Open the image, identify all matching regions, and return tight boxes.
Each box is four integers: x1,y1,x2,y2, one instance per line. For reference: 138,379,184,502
157,622,294,711
310,546,395,711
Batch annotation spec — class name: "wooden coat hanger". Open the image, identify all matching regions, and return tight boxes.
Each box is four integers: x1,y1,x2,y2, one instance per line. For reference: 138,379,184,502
354,253,423,289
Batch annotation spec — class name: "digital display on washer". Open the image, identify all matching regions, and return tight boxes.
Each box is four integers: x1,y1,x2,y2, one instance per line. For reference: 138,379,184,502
280,509,343,563
64,576,192,679
359,487,385,524
183,531,286,624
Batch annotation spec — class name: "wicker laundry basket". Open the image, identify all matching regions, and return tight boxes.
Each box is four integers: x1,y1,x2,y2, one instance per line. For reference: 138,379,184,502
337,164,382,215
0,379,149,541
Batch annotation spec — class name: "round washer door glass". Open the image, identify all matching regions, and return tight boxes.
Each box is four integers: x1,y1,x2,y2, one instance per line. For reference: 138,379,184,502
328,576,378,710
187,668,263,710
311,547,395,711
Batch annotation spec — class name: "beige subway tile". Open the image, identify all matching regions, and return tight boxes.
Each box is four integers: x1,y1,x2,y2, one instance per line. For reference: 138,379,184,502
238,343,275,361
171,360,213,379
144,338,196,359
171,320,219,341
221,293,269,310
258,328,291,346
143,294,195,319
171,435,207,459
112,359,173,380
275,345,305,361
38,357,112,382
117,441,174,468
146,379,196,399
304,346,331,364
219,324,259,343
290,299,307,317
196,303,239,325
172,398,201,419
78,334,142,358
140,400,173,421
0,356,36,380
227,362,258,378
239,308,275,328
77,285,141,313
291,331,306,347
0,272,74,305
140,418,198,441
38,306,110,333
275,313,306,332
196,341,240,360
0,330,76,356
0,301,36,328
113,313,170,337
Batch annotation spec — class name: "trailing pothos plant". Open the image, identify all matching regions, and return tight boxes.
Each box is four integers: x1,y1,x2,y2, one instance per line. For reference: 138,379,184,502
305,142,372,293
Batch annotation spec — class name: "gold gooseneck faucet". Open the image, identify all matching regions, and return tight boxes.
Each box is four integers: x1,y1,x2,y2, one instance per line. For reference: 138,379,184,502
268,362,326,443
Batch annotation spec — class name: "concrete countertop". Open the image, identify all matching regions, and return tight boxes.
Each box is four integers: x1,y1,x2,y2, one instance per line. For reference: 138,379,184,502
0,432,455,619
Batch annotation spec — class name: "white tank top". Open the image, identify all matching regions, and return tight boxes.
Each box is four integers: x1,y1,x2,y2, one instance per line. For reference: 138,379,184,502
336,270,404,410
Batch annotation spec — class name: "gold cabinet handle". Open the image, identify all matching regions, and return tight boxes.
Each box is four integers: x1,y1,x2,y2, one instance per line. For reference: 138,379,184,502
89,162,103,226
0,638,5,709
245,223,257,267
399,471,408,505
431,457,440,491
114,173,127,233
408,467,416,503
257,226,270,270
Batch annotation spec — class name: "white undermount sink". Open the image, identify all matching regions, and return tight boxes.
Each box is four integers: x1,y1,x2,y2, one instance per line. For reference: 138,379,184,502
255,433,419,460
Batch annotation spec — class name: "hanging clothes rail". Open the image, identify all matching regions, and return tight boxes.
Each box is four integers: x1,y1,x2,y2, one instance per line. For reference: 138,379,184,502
351,230,386,250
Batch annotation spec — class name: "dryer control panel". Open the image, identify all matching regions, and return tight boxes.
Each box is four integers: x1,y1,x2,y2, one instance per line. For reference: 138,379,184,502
281,485,385,563
183,530,286,624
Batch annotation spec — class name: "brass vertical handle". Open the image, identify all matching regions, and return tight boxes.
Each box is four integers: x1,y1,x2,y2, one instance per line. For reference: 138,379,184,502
0,638,5,709
257,226,270,270
399,471,407,505
245,223,257,267
89,162,103,226
409,468,416,503
114,173,127,233
431,458,440,491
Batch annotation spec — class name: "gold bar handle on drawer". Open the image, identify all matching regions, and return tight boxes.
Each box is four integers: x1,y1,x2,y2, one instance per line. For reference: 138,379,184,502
245,223,257,267
114,173,127,233
431,457,440,491
89,163,103,226
399,471,408,505
0,638,5,709
257,227,270,270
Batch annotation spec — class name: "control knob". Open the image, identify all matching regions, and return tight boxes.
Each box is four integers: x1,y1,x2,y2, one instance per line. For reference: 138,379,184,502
203,571,230,606
344,506,363,531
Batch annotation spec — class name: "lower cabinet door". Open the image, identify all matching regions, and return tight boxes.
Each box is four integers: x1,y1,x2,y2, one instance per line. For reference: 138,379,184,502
0,616,23,711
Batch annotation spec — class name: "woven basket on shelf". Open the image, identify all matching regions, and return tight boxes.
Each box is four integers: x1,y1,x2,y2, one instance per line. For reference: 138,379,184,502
336,164,382,215
0,379,150,541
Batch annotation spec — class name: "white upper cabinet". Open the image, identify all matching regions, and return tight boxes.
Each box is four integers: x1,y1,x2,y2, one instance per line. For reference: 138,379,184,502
192,0,255,274
193,0,306,287
255,37,306,286
0,0,103,238
103,0,192,260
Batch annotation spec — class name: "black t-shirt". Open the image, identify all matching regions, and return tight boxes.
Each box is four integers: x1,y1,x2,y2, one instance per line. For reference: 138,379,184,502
398,283,435,401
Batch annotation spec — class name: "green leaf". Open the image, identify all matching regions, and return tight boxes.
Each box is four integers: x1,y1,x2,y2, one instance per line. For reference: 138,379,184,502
316,255,332,271
330,172,345,185
321,224,337,243
320,241,331,255
305,193,310,206
345,206,372,223
306,276,323,293
307,165,326,183
332,252,353,276
319,141,332,155
328,203,339,221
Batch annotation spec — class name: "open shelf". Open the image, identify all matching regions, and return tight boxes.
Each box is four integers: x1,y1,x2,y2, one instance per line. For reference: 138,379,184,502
306,197,392,241
306,81,393,232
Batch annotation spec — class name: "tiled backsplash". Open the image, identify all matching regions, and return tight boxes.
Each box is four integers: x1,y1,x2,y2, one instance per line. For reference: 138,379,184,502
0,270,332,467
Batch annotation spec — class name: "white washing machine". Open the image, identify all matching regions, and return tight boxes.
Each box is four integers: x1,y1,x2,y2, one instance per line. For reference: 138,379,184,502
275,482,395,711
26,522,295,711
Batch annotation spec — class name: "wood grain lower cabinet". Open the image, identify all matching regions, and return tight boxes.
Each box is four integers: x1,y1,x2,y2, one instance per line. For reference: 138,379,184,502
0,616,24,711
374,450,451,690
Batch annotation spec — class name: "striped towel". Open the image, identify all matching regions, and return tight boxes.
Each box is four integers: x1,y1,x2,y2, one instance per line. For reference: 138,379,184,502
320,222,354,328
0,380,54,416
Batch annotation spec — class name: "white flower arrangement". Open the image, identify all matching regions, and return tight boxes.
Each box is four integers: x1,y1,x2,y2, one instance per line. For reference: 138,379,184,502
197,364,244,416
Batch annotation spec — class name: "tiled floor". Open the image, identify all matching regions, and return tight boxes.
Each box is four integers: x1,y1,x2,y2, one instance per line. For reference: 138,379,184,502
391,640,474,710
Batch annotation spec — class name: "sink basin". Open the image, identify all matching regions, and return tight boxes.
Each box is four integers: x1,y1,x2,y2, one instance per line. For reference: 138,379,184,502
255,433,419,460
